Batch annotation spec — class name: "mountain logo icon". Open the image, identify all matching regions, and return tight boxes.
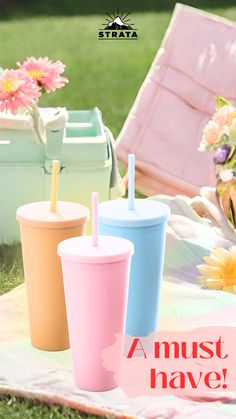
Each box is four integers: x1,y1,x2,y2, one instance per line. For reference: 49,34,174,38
105,16,132,30
98,10,138,40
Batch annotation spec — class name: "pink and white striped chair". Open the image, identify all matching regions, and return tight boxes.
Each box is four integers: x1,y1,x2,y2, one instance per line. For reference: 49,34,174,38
116,3,236,197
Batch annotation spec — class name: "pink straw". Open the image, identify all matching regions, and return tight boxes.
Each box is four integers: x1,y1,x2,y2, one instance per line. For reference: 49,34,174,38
92,192,99,246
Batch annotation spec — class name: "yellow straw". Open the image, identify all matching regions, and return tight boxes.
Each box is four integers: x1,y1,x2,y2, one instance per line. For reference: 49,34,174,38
50,160,59,212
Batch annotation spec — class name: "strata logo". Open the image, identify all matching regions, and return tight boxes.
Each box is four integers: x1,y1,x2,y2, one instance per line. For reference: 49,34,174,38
98,10,138,40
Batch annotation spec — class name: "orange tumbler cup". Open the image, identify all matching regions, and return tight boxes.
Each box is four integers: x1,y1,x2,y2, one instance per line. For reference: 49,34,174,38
17,201,89,351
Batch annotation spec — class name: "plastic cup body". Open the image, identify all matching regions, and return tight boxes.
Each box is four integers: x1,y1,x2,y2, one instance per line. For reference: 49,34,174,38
58,236,133,391
99,222,167,337
17,202,88,351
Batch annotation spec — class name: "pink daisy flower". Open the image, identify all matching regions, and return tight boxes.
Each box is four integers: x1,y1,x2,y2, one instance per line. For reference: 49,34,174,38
18,57,69,93
0,69,41,114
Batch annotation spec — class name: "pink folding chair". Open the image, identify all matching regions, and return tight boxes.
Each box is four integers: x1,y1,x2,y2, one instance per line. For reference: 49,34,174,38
116,3,236,197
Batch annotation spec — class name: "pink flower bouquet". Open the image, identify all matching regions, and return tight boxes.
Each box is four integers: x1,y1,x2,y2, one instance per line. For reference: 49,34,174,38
199,96,236,230
0,57,68,142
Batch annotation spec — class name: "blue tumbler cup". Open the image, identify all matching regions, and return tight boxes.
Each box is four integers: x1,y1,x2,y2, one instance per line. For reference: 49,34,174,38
98,198,169,337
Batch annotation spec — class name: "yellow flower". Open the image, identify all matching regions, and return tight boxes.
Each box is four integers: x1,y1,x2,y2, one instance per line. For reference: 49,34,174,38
1,76,23,93
197,247,236,291
26,69,44,79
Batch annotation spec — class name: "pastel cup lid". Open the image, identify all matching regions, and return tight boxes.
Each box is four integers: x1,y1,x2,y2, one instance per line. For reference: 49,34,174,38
58,235,134,264
98,199,170,228
17,201,89,229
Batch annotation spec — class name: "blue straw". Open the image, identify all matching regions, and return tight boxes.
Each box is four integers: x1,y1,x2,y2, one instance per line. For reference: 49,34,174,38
128,154,135,210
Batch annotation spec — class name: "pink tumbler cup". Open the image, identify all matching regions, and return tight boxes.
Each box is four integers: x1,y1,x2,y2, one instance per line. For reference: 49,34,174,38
58,235,134,391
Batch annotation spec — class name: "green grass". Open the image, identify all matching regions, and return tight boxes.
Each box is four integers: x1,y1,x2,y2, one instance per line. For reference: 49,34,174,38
0,12,171,137
1,0,236,18
0,243,23,295
0,6,236,417
0,395,100,418
0,8,235,137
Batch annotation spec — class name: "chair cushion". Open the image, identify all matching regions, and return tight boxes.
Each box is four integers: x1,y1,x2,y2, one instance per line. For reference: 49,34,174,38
116,4,236,196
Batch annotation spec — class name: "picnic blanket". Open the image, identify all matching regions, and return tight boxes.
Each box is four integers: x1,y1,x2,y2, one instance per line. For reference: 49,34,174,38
0,190,236,418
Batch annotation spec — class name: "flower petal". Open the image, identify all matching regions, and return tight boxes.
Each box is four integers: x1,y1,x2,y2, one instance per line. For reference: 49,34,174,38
202,256,225,267
200,277,224,289
211,247,230,263
197,264,222,279
229,246,236,262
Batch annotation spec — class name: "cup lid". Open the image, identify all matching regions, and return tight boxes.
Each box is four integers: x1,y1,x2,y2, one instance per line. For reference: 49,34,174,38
98,198,170,228
16,201,89,229
58,235,134,263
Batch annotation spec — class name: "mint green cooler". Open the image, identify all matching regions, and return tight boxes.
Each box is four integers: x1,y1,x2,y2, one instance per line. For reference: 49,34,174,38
0,107,120,243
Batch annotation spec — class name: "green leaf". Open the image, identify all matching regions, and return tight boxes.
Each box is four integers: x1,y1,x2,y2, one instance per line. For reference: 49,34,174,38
215,95,231,110
229,198,236,228
221,133,230,144
230,110,236,120
228,145,236,161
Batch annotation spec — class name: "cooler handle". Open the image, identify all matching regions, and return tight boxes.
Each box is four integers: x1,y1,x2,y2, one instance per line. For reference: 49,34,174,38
44,108,68,174
104,125,126,197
